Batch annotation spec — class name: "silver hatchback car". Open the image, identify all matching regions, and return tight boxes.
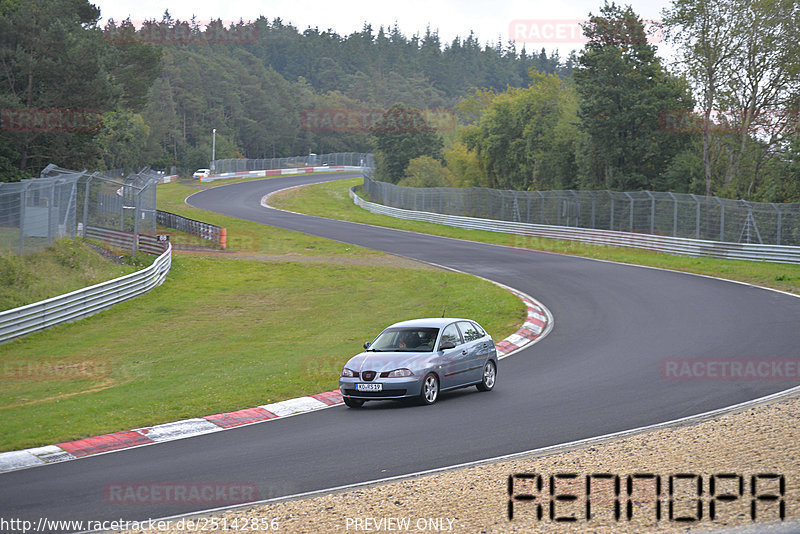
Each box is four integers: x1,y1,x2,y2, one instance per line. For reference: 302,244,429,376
339,318,498,407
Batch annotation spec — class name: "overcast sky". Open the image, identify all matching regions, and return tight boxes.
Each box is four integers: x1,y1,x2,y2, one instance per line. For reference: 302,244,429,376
93,0,675,60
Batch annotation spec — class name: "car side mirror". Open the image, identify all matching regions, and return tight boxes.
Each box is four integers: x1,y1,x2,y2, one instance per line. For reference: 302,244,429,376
363,341,371,349
439,340,456,350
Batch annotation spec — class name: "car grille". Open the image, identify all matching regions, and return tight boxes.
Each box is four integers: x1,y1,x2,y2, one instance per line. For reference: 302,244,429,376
343,389,407,398
361,370,377,381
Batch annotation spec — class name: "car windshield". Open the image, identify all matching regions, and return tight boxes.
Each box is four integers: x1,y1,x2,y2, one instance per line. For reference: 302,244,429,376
368,327,439,352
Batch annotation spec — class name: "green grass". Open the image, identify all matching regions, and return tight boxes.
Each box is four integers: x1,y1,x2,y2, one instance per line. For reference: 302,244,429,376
0,230,48,255
0,179,523,452
269,178,800,295
0,239,145,311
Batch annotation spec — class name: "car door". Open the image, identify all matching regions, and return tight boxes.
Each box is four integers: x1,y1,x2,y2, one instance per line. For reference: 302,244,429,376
438,322,469,389
457,321,486,383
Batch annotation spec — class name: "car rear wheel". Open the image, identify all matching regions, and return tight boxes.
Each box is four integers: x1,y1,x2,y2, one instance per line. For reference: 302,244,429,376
476,360,496,392
419,373,439,405
344,397,364,408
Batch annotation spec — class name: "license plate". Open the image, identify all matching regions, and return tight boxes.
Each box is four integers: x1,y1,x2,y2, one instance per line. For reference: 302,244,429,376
356,383,382,392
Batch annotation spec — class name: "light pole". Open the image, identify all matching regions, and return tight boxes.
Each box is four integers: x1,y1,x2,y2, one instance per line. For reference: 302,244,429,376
211,128,216,171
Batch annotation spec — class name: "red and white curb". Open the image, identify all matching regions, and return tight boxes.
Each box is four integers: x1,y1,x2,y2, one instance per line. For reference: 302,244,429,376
0,292,550,474
493,287,551,359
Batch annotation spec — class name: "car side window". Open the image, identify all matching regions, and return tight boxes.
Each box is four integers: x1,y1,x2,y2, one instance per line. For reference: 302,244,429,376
458,321,482,342
470,321,486,338
440,323,462,347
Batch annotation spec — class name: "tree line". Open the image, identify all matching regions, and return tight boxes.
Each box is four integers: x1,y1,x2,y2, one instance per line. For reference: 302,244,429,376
0,1,566,178
1,0,797,202
373,2,799,203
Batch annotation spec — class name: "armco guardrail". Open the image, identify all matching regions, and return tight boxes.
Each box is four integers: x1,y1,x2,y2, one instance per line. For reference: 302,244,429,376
157,210,226,248
0,241,172,344
84,226,168,255
350,188,800,264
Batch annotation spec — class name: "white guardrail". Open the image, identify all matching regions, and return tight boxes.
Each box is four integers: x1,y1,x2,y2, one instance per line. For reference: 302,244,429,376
0,242,172,344
351,189,800,264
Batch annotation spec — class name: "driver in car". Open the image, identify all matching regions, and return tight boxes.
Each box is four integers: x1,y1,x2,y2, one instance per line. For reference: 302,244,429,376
398,331,421,349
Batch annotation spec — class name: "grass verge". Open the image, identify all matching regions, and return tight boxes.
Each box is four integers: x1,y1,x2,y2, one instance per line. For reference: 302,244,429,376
0,179,523,452
0,240,145,311
269,178,800,294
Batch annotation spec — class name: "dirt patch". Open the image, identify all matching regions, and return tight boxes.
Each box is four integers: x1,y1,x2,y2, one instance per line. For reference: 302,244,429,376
83,241,126,265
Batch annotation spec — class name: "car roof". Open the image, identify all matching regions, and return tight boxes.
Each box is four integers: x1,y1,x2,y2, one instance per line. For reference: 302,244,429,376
386,318,475,329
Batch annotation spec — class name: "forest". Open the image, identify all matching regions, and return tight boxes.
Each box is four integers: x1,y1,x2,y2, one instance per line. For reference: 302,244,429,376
0,0,798,201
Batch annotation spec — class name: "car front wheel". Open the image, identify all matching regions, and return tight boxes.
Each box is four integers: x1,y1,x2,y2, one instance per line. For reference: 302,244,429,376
344,397,364,408
419,373,439,405
476,360,496,392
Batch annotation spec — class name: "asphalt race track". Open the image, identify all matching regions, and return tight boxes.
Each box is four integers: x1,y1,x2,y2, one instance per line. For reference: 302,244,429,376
2,172,800,532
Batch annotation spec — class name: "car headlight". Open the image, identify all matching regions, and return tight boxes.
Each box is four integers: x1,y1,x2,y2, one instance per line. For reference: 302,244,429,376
387,368,413,378
341,367,355,378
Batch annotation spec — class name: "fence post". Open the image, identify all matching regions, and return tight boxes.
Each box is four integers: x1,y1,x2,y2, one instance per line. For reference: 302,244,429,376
68,180,77,239
19,183,27,255
82,174,94,238
717,197,725,242
690,194,700,239
624,192,634,231
773,203,782,245
132,186,140,255
645,191,655,234
667,192,678,236
526,194,531,223
120,184,125,232
610,194,615,231
48,180,55,245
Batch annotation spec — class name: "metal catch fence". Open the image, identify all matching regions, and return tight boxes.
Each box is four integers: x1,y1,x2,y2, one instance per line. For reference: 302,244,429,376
0,166,164,255
363,177,800,247
211,152,373,174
